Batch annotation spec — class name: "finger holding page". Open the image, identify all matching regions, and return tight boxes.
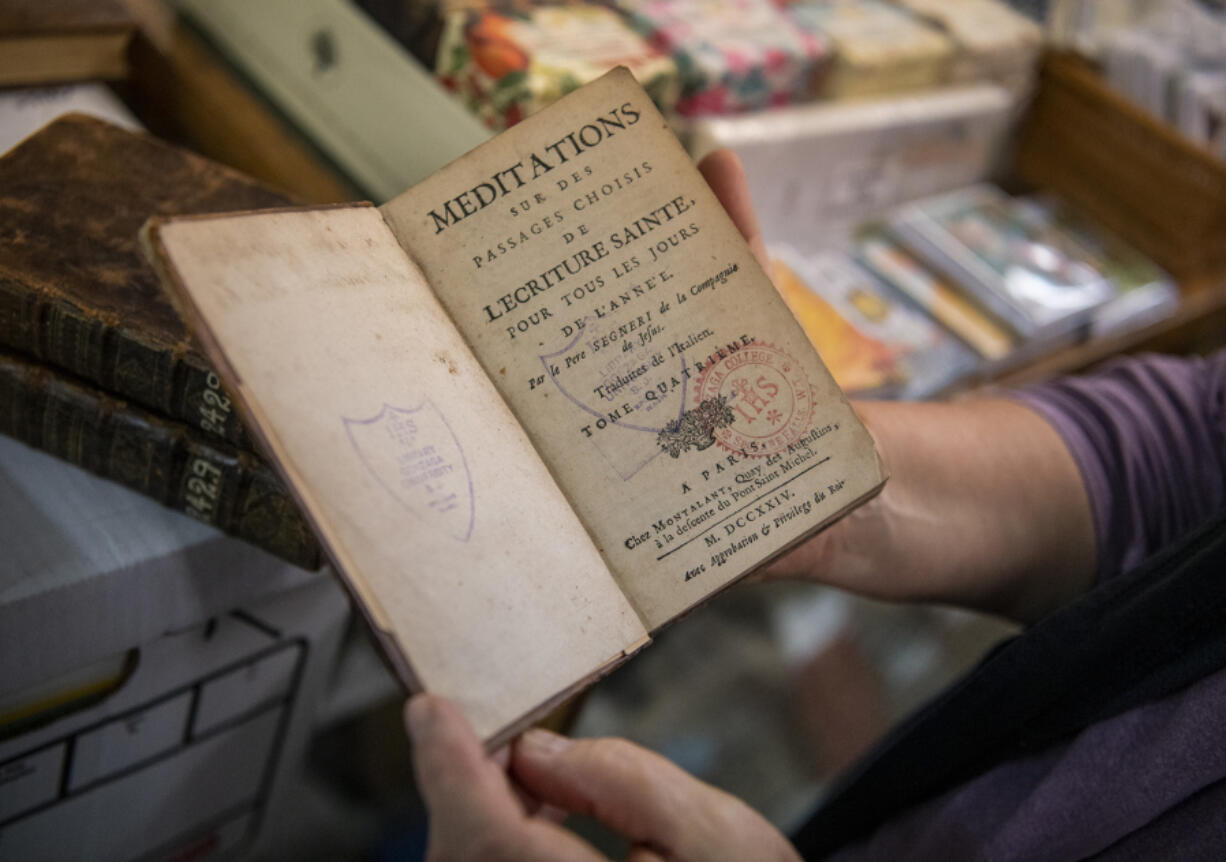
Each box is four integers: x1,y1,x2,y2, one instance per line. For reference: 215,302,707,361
407,695,608,861
512,728,801,862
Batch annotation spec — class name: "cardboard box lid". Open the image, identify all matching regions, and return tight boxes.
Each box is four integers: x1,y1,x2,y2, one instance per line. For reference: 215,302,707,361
0,434,325,697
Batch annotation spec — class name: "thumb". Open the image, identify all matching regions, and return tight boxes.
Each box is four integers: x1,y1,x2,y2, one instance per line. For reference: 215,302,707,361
698,148,769,273
407,697,615,862
406,696,520,838
511,730,744,858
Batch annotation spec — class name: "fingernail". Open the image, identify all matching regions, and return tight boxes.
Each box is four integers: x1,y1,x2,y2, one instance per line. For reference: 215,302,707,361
406,695,435,740
519,728,572,757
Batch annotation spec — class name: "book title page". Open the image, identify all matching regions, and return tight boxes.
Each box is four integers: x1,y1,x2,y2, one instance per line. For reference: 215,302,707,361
383,69,883,628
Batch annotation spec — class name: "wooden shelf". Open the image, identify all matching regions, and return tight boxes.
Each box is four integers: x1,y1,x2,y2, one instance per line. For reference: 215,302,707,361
1013,52,1226,288
944,51,1226,392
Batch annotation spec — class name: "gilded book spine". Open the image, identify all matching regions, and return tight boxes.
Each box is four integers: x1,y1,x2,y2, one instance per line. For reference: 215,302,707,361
0,349,319,569
0,277,253,449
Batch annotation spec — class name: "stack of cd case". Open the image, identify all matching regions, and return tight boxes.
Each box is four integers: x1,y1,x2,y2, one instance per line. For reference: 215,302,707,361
1011,195,1178,337
885,184,1119,343
855,231,1016,363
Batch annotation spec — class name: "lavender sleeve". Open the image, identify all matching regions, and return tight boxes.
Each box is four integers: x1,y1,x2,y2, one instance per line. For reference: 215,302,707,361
1013,350,1226,581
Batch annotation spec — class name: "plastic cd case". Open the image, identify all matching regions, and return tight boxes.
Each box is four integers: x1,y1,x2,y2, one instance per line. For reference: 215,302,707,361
856,230,1016,361
886,184,1117,341
1016,195,1179,337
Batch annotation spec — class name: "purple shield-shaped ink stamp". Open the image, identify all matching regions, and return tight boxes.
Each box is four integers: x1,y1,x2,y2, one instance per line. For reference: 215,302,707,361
342,401,475,542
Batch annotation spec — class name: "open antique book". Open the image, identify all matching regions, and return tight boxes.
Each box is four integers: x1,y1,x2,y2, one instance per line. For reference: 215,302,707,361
144,68,886,746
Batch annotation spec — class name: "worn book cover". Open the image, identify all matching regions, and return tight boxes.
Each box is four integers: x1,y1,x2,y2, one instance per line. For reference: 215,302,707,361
144,68,886,745
0,114,290,449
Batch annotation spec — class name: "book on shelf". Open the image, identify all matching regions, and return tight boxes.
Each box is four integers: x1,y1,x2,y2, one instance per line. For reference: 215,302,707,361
771,246,978,399
0,348,319,570
787,0,954,101
0,0,135,88
770,253,905,397
143,68,887,744
0,113,294,451
1098,2,1226,159
615,0,831,116
432,3,681,130
121,3,360,205
893,0,1041,97
856,231,1016,362
171,0,491,202
1045,0,1154,60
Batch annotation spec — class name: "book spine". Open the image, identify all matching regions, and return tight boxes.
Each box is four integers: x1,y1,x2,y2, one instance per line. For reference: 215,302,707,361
0,349,320,570
0,275,255,450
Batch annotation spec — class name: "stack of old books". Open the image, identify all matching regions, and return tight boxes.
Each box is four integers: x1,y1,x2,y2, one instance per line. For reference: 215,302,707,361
0,114,320,568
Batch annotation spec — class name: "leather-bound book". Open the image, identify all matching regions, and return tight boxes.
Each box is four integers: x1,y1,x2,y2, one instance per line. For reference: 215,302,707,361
0,347,320,569
0,113,291,450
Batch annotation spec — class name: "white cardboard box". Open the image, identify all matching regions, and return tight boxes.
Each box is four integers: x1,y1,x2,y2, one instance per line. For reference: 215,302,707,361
0,577,348,861
0,435,323,698
687,84,1014,247
0,84,141,155
0,435,353,860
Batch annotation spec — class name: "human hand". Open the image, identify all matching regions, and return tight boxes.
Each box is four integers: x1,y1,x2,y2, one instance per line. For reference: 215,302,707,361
697,149,770,273
696,148,890,597
407,693,801,862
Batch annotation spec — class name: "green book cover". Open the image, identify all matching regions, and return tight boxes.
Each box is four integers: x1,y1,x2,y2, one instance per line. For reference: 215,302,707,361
174,0,491,202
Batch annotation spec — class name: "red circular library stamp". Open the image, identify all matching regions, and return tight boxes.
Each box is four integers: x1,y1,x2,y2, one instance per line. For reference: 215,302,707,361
694,343,813,457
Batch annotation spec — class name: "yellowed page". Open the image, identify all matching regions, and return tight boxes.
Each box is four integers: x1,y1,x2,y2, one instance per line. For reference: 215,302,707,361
146,205,648,744
382,69,885,630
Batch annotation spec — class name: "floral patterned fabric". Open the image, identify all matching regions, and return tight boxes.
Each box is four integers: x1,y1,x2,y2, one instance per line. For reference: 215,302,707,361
616,0,830,116
436,4,679,130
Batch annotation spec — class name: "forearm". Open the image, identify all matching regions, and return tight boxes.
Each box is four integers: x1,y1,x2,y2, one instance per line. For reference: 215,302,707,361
771,398,1097,623
861,398,1096,620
